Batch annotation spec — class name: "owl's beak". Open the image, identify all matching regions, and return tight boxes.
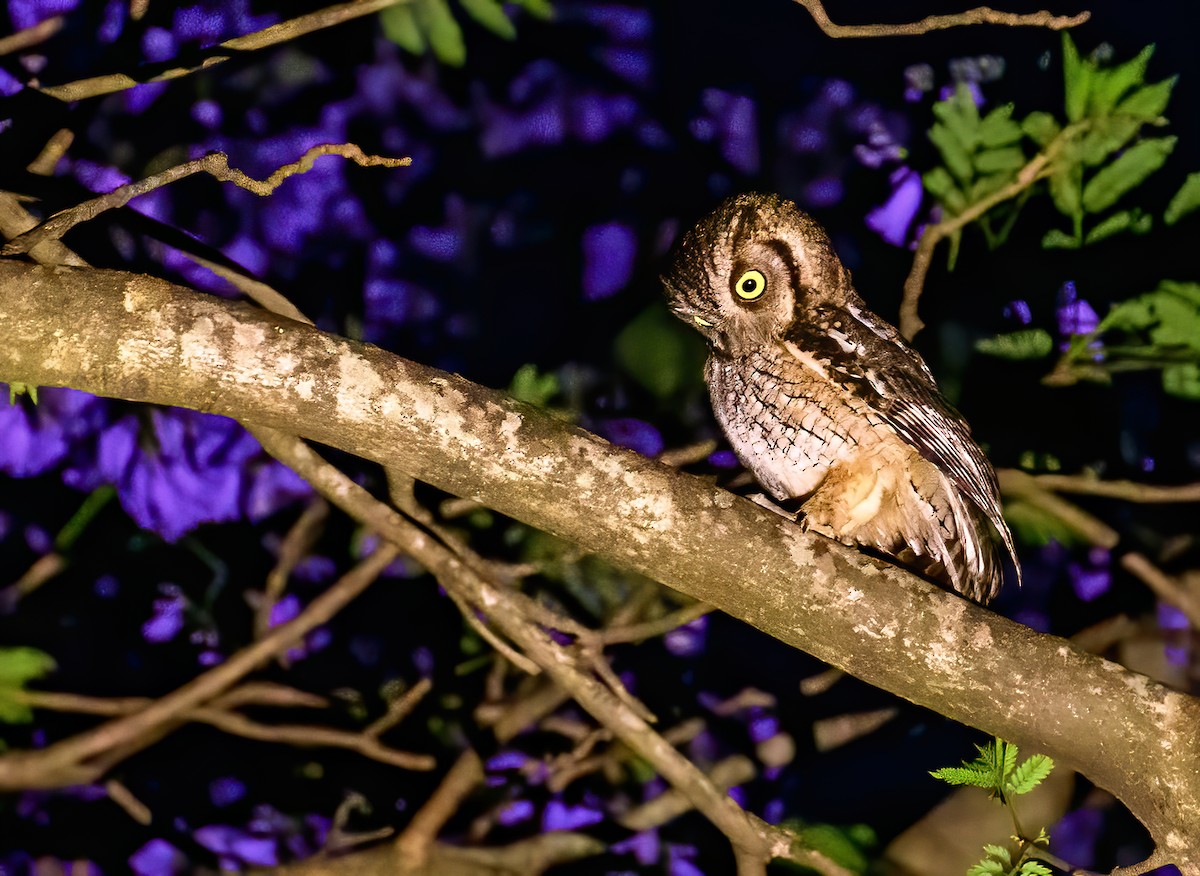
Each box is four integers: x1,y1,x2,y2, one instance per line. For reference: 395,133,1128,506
693,315,714,328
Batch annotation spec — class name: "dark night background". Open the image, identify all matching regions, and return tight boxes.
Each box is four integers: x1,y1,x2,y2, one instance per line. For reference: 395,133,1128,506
1,1,1198,873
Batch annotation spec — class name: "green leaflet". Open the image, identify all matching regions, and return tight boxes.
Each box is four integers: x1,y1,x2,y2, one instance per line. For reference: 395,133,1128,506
1081,136,1177,213
1086,43,1154,116
415,0,466,66
508,363,560,407
614,304,706,399
1165,172,1200,225
975,329,1054,360
458,0,517,39
0,647,56,724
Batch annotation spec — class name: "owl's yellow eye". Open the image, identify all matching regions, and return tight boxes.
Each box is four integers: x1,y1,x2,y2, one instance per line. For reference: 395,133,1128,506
734,269,766,301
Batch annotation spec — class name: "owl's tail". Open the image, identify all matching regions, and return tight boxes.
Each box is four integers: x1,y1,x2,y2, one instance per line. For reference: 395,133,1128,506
801,452,1004,603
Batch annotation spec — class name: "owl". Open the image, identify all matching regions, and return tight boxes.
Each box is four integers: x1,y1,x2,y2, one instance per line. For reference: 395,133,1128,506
662,193,1019,602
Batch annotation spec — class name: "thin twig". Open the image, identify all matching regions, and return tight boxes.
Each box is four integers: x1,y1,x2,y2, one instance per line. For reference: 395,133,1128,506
365,677,433,738
0,191,88,267
0,15,63,56
105,779,153,825
38,0,415,102
601,602,712,645
1029,473,1200,504
394,749,485,862
252,429,853,875
256,498,330,641
1,145,410,258
1121,553,1200,631
793,0,1088,39
997,468,1120,549
0,545,398,791
900,150,1056,339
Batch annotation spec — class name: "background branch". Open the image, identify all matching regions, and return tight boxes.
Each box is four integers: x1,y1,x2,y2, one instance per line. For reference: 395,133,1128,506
793,0,1089,39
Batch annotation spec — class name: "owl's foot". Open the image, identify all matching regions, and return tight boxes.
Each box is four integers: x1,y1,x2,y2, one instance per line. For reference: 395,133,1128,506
747,492,798,522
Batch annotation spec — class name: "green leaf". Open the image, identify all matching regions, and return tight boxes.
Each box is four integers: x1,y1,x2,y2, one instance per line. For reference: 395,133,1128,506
967,859,1006,876
982,845,1012,866
1082,136,1177,213
1007,753,1055,795
1163,363,1200,400
1041,228,1080,249
511,0,554,19
974,147,1026,175
614,305,705,399
1062,32,1091,123
0,647,56,724
414,0,466,66
1117,76,1177,121
380,4,426,54
1005,498,1087,547
929,123,974,185
923,166,958,201
1048,156,1083,222
1021,111,1060,148
1088,44,1153,115
457,0,517,39
1165,172,1200,225
508,364,559,407
1019,862,1053,876
932,83,981,151
970,172,1016,203
998,739,1018,784
975,329,1054,360
929,765,996,788
978,104,1023,147
1083,210,1133,245
793,824,870,875
1077,115,1142,166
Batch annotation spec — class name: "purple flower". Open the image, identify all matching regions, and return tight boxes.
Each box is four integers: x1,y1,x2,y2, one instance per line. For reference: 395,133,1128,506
130,838,187,876
581,222,637,301
1056,282,1100,337
803,176,844,208
542,798,604,831
210,777,247,808
664,616,707,657
1049,808,1104,868
0,387,107,477
748,712,779,743
0,67,23,96
143,587,186,643
8,0,78,30
1069,555,1111,602
194,825,278,869
1004,299,1033,325
64,408,272,542
708,449,739,469
497,799,535,826
866,166,924,247
487,750,530,772
601,418,663,456
692,89,758,174
667,844,704,876
613,829,660,865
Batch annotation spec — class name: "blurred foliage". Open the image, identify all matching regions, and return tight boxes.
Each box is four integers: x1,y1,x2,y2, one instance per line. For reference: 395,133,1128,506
0,647,55,724
380,0,552,65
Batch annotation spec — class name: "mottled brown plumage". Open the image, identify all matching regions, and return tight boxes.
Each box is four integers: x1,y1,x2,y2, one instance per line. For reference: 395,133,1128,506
662,192,1019,602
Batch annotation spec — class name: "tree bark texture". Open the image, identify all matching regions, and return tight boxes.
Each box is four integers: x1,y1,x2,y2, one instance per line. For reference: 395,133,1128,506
1,261,1197,868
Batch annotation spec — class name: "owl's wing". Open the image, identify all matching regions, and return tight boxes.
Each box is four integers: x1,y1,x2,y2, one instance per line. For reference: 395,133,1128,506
806,303,1022,587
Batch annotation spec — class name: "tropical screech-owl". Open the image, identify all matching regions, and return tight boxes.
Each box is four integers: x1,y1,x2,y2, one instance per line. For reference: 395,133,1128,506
662,193,1019,602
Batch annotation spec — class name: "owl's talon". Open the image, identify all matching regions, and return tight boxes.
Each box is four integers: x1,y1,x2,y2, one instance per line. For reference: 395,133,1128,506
747,492,798,522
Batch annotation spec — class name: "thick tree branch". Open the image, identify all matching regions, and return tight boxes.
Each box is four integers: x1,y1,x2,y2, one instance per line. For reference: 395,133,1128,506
0,261,1198,869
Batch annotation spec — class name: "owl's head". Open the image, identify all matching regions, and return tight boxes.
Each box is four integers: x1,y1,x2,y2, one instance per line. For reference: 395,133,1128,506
662,193,850,357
